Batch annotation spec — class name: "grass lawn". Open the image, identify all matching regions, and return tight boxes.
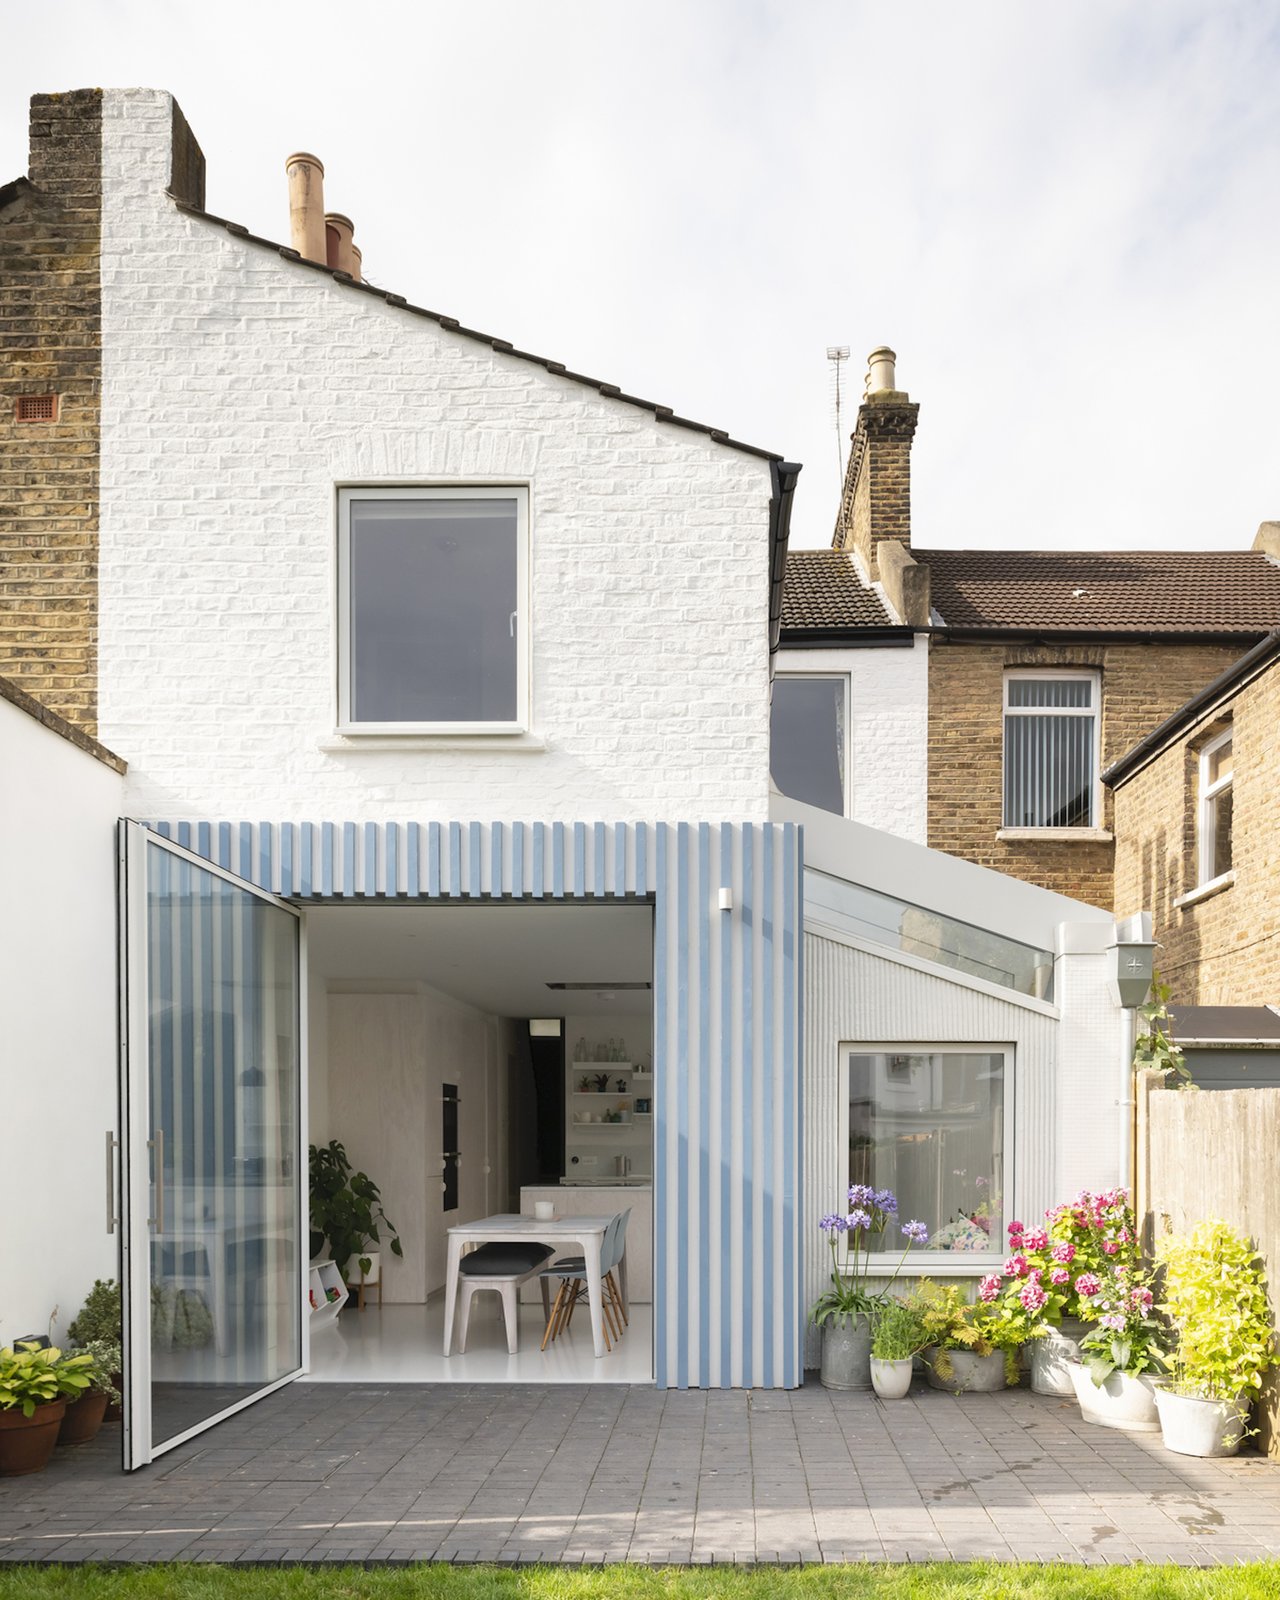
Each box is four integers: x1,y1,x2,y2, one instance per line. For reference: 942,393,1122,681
2,1566,1279,1599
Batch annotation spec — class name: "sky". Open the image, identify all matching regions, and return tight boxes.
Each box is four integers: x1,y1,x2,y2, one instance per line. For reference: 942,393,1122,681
5,0,1279,550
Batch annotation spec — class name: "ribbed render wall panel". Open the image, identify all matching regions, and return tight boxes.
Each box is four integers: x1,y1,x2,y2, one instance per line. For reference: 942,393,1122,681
802,930,1058,1328
152,819,804,1389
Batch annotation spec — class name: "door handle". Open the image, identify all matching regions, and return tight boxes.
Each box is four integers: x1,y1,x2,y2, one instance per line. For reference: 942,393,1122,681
148,1128,165,1234
105,1131,119,1235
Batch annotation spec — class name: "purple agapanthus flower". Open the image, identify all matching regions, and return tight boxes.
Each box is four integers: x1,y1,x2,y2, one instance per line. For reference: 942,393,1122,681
819,1213,848,1233
874,1189,898,1215
847,1183,875,1207
846,1208,872,1231
901,1219,929,1243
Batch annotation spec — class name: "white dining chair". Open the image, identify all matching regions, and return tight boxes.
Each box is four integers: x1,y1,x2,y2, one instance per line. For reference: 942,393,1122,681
539,1209,631,1350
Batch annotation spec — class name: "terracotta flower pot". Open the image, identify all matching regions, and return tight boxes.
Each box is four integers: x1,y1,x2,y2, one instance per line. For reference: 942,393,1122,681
57,1388,109,1447
0,1400,67,1477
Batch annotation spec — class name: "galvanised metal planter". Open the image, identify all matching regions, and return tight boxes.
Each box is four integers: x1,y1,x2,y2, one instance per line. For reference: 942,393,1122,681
820,1316,872,1391
925,1346,1007,1394
1066,1361,1159,1433
1153,1385,1250,1458
1030,1317,1088,1396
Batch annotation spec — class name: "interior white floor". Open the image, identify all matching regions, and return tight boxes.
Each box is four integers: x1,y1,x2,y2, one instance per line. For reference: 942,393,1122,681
304,1297,654,1385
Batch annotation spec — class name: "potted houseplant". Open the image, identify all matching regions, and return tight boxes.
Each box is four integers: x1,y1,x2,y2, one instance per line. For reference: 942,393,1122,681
0,1343,95,1477
309,1139,403,1289
988,1189,1139,1395
68,1279,123,1422
58,1337,120,1446
1065,1260,1166,1432
811,1188,928,1390
1153,1220,1275,1458
870,1298,927,1399
908,1281,1025,1392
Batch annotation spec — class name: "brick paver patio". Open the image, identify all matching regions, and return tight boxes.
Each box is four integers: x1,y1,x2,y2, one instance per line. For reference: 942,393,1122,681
3,1381,1279,1565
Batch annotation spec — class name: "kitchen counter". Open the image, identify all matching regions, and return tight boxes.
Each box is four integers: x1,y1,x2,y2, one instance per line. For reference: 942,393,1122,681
520,1183,653,1304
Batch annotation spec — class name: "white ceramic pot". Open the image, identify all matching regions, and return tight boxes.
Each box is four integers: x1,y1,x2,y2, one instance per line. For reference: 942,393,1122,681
870,1356,914,1400
924,1346,1007,1394
1153,1385,1250,1458
358,1250,381,1285
1066,1361,1159,1432
820,1316,872,1391
1030,1318,1088,1396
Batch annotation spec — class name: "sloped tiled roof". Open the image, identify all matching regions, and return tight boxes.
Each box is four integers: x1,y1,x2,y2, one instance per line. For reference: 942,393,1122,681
916,549,1280,634
780,550,892,629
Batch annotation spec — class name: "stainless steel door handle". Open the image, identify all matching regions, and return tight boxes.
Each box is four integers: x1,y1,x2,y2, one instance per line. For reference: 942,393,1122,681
105,1131,119,1234
148,1128,165,1233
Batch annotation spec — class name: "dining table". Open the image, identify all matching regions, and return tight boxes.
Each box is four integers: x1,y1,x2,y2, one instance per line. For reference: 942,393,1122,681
442,1211,622,1359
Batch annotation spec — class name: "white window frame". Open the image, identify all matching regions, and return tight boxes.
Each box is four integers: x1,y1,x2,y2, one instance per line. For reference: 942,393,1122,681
838,1042,1015,1274
771,671,851,817
1002,668,1101,832
1197,726,1233,891
336,485,530,736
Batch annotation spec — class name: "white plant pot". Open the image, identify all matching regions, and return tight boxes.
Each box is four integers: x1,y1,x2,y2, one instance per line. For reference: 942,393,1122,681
1066,1361,1159,1432
924,1346,1007,1394
819,1316,872,1391
358,1251,381,1285
870,1357,914,1400
1153,1385,1250,1458
1030,1318,1088,1396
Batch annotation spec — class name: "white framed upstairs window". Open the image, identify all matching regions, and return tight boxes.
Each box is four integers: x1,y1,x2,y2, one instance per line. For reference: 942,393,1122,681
1197,727,1233,888
338,487,529,734
1002,670,1100,830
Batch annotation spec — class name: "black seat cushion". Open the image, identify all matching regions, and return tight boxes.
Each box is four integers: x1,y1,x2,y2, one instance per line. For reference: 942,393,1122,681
458,1242,554,1276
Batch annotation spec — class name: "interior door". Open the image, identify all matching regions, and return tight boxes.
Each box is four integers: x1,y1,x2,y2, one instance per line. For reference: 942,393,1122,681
119,821,303,1469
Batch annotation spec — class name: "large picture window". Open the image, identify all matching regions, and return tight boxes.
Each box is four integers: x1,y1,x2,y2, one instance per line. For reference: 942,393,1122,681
844,1047,1009,1256
769,675,848,815
1003,671,1099,829
338,487,529,733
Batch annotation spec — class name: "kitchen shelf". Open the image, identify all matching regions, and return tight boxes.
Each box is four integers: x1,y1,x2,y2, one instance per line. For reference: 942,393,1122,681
572,1091,633,1099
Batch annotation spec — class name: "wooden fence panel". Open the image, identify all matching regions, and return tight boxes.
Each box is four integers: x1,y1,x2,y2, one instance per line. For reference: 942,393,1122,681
1141,1081,1280,1459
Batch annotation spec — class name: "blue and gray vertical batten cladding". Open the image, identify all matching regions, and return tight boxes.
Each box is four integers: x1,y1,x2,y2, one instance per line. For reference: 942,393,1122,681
150,817,805,1389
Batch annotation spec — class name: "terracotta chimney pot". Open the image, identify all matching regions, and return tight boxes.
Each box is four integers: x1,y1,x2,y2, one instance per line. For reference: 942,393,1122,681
324,212,360,280
285,152,327,265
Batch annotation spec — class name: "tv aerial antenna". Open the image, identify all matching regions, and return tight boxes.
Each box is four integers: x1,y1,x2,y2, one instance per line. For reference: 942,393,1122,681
827,345,851,490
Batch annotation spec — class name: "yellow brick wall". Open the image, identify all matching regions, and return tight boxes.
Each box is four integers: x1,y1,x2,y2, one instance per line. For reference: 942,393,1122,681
0,90,102,730
1113,656,1280,1004
927,637,1244,907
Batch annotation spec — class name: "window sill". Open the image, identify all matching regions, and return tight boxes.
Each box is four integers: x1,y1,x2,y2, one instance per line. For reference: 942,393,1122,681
319,731,548,754
996,827,1113,843
1173,871,1235,910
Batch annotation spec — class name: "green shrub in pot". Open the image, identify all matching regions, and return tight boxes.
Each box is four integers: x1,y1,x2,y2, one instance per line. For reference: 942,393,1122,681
309,1139,403,1282
1157,1220,1274,1402
871,1298,927,1362
0,1343,95,1418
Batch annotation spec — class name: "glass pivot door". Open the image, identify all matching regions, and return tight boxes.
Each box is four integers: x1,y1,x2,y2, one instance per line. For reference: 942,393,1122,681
119,822,303,1469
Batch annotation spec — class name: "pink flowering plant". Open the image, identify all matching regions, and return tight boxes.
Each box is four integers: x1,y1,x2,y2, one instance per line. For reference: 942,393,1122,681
811,1186,930,1325
989,1187,1140,1331
1075,1259,1167,1387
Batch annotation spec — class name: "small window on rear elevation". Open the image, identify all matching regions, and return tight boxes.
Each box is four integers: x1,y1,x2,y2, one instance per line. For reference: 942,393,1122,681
1003,672,1099,828
770,675,847,815
338,488,528,733
1198,728,1232,887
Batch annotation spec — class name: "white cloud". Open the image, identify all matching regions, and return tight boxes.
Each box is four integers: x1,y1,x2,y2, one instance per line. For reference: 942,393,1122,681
4,0,1278,549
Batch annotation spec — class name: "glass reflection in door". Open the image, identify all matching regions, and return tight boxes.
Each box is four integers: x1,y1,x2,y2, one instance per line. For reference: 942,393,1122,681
145,841,301,1451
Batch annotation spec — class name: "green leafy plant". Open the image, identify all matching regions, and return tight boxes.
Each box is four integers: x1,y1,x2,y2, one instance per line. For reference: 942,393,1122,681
0,1343,95,1418
309,1139,403,1281
1076,1261,1167,1386
1133,975,1193,1087
905,1280,1025,1385
871,1298,927,1362
67,1279,121,1347
1157,1220,1274,1401
69,1337,122,1396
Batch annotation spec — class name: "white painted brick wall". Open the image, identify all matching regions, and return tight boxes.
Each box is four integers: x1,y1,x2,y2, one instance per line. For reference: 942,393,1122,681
775,640,929,843
98,90,776,825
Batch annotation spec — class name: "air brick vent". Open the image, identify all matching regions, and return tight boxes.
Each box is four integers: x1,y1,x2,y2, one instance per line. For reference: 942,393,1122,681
16,394,59,422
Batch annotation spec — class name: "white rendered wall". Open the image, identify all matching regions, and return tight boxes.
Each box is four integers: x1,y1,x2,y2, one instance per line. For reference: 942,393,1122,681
776,642,929,844
323,985,503,1304
97,90,777,826
0,699,125,1343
